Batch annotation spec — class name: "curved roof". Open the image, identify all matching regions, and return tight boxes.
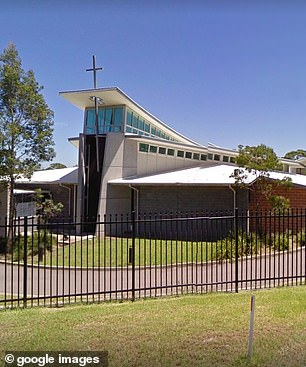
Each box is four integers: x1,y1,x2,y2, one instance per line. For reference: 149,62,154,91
60,87,201,146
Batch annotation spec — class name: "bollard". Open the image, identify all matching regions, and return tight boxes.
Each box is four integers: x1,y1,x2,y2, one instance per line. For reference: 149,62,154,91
247,295,255,359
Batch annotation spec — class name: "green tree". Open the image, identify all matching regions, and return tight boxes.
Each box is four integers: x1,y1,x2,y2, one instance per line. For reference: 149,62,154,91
0,44,55,248
284,149,306,160
233,144,291,211
35,189,63,261
46,162,67,170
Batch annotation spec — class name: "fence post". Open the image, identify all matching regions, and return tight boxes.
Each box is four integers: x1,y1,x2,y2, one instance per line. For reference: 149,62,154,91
131,189,136,302
235,207,239,293
23,216,28,308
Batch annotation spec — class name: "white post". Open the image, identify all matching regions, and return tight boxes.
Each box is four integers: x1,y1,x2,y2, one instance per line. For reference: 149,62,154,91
247,295,255,359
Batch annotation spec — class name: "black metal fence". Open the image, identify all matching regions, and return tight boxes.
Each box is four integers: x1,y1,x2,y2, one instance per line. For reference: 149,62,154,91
0,209,305,309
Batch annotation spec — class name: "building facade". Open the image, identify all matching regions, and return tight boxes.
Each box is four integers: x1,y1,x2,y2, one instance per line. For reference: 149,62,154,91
60,87,240,221
60,86,306,233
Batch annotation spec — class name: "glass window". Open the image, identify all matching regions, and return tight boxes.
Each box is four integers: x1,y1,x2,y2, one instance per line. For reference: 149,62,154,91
230,157,236,163
208,153,213,160
144,122,150,133
177,150,184,158
223,155,229,162
193,153,200,160
97,109,105,133
104,108,113,132
185,152,192,159
114,107,123,127
149,145,157,153
200,154,207,161
85,109,95,134
151,126,156,136
139,118,144,131
214,154,220,161
132,114,138,128
139,143,149,152
127,110,132,126
159,147,166,154
167,148,175,156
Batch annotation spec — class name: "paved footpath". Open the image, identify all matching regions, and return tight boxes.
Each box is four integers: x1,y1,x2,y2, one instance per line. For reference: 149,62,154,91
0,247,305,303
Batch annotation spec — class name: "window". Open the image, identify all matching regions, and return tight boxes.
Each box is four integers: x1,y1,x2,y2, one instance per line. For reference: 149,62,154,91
149,145,157,153
185,152,192,159
127,110,132,126
85,107,124,134
177,150,184,158
132,115,138,128
114,108,123,126
193,153,200,160
208,153,213,160
159,147,166,154
167,148,175,156
200,154,207,161
214,154,220,161
139,143,149,152
85,109,95,134
223,155,229,162
230,157,236,163
138,118,144,131
144,122,150,133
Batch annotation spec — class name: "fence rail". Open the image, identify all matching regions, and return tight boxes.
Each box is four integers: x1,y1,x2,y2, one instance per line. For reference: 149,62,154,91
0,209,305,309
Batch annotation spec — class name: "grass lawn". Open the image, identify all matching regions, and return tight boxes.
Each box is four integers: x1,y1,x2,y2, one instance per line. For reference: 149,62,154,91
15,237,218,267
0,286,305,367
5,230,300,268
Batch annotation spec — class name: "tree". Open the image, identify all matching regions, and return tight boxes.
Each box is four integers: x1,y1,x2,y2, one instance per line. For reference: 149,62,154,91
233,144,291,211
35,189,63,261
284,149,306,160
46,162,67,170
0,44,55,248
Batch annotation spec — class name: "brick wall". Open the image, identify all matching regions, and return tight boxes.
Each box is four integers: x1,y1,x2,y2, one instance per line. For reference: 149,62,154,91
248,182,306,234
249,182,306,211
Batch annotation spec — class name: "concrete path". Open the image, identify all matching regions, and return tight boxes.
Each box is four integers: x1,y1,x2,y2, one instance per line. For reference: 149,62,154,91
0,247,305,305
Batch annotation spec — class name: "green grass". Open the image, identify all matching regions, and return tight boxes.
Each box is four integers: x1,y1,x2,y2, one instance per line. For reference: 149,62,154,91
0,286,305,367
3,230,303,268
20,237,218,267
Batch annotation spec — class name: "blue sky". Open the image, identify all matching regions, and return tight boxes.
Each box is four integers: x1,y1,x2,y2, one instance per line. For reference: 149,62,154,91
1,1,306,166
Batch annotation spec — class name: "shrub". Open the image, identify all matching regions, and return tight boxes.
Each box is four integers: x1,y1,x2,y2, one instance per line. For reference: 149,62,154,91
215,230,262,261
12,231,53,261
295,230,306,247
266,231,291,251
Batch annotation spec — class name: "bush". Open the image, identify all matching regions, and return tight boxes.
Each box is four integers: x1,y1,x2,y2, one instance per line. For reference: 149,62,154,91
215,230,262,261
12,231,53,261
294,230,306,247
266,231,291,251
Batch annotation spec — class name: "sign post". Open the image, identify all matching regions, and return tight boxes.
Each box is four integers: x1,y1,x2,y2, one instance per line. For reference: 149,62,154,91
247,295,255,359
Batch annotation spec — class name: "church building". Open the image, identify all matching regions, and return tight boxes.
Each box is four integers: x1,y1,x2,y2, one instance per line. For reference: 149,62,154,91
59,58,306,227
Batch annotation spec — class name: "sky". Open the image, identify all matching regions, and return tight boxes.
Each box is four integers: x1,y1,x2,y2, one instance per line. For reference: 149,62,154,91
1,1,306,167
